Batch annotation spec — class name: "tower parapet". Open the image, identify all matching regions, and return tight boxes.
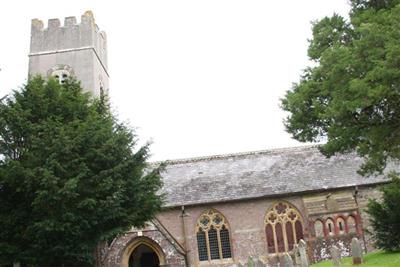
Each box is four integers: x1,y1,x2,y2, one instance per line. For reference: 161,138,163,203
28,11,109,98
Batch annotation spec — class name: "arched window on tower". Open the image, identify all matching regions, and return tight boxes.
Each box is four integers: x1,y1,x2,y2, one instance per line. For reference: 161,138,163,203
265,201,304,254
196,209,232,262
51,69,70,84
48,65,74,85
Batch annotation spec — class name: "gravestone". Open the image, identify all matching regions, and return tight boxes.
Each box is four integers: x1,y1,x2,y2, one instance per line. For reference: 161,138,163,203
237,257,267,267
247,256,255,267
298,239,309,267
254,258,267,267
330,245,341,266
283,252,294,267
351,237,363,265
293,244,301,266
13,263,20,267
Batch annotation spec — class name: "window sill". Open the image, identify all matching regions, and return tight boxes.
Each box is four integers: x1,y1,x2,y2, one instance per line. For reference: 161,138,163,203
199,258,234,265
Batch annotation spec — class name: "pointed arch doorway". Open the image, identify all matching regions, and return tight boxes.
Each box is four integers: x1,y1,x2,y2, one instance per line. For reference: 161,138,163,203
128,243,159,267
122,236,167,267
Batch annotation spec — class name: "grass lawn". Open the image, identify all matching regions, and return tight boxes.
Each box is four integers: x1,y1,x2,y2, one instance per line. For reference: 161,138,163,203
311,251,400,267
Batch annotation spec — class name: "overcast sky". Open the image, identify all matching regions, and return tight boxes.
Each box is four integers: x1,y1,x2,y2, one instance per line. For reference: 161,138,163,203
0,1,350,161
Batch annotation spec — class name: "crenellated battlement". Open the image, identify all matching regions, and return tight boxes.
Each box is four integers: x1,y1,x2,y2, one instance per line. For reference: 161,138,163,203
29,11,109,98
29,11,107,70
31,11,96,32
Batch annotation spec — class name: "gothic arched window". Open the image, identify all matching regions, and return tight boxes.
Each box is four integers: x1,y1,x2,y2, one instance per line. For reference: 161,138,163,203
196,209,232,262
265,201,304,254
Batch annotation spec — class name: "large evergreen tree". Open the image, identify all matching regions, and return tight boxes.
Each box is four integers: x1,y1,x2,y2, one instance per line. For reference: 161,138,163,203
281,0,400,175
0,77,163,266
281,0,400,250
367,174,400,251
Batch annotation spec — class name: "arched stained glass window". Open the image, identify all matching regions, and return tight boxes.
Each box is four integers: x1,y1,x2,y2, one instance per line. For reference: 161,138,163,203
220,226,232,259
196,229,208,261
196,209,233,262
276,223,285,253
295,220,304,242
265,201,304,254
266,223,275,253
286,221,294,250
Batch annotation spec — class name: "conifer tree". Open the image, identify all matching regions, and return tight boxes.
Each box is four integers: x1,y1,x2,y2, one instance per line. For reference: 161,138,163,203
281,0,400,250
281,0,400,175
0,77,162,266
367,174,400,251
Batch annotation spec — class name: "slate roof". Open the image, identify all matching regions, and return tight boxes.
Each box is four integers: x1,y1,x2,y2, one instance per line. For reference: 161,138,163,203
158,145,397,207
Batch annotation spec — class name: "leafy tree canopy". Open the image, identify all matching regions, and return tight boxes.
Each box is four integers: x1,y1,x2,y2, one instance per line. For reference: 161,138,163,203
0,77,163,266
281,0,400,175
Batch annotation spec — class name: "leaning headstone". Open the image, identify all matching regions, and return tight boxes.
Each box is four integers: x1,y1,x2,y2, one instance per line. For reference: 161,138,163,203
247,256,255,267
283,252,294,267
254,258,267,267
298,239,309,267
293,244,301,266
351,237,363,265
330,245,341,266
13,263,20,267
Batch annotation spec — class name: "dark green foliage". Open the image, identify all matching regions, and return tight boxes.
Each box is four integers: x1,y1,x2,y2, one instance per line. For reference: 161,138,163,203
0,77,163,266
281,0,400,252
281,1,400,175
367,175,400,251
350,0,400,13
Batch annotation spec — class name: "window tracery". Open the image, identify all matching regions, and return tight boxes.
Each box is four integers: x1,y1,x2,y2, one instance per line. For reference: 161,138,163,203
196,209,232,262
265,201,304,254
47,64,74,85
51,69,70,84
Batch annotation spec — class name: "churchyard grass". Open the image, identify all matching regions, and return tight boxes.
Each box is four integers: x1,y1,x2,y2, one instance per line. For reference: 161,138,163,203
311,251,400,267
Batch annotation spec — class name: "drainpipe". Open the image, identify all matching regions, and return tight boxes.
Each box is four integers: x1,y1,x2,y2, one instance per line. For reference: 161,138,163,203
353,186,368,253
180,205,190,267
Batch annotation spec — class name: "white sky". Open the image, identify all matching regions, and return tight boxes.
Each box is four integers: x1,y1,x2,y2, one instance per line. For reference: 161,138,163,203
0,1,350,161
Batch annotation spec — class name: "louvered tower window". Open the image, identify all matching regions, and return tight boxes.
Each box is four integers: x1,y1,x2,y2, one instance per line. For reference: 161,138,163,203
196,209,233,262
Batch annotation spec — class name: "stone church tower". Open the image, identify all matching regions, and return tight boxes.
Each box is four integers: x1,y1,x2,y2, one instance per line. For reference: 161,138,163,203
28,11,109,98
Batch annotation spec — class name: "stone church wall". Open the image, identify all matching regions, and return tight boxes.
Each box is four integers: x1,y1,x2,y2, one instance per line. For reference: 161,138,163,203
102,184,384,267
157,196,308,266
306,185,383,262
103,227,185,267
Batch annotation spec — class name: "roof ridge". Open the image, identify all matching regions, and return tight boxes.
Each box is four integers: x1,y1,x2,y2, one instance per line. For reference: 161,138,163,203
150,144,321,166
